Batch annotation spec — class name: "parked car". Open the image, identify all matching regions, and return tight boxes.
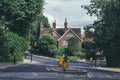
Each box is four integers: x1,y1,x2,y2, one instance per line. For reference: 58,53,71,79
25,50,31,56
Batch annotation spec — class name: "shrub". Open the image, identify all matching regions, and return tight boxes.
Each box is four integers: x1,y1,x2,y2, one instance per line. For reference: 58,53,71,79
67,56,77,61
54,48,64,59
74,49,86,58
65,48,86,61
36,34,57,57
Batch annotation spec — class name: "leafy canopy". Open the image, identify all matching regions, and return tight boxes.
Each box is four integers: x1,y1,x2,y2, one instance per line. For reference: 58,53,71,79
0,0,45,37
83,0,120,67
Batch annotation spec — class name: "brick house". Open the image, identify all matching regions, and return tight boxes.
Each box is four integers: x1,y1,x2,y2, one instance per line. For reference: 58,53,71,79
40,18,82,48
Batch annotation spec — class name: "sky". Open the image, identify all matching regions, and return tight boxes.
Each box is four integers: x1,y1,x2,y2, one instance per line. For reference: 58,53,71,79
43,0,97,32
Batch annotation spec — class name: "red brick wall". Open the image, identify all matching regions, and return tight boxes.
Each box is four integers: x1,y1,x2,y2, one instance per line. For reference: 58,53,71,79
58,34,82,48
58,34,68,48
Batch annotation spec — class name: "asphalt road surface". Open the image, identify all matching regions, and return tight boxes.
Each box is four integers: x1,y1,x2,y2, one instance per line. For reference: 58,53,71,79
0,55,119,80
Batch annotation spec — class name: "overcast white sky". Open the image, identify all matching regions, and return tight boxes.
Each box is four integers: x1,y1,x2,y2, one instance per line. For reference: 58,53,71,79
43,0,97,32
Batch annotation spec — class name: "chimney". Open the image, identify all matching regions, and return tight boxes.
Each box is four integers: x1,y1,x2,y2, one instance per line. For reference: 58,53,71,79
64,18,67,32
52,20,56,30
40,22,44,31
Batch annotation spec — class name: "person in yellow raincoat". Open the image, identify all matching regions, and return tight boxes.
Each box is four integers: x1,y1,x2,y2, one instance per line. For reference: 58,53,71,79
63,53,68,71
90,57,93,62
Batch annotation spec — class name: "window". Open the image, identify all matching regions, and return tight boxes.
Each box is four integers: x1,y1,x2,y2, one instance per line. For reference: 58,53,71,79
52,31,57,36
66,32,74,37
62,40,68,46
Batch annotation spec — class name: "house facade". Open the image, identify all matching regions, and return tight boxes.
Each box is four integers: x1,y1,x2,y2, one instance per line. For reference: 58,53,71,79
40,19,82,48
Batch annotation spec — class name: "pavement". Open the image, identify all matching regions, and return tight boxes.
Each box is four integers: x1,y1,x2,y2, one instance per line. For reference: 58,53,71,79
95,67,120,73
75,59,120,73
0,59,38,69
33,55,58,61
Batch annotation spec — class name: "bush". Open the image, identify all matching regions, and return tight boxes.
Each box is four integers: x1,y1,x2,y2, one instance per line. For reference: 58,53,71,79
36,34,57,57
0,30,28,62
55,55,62,59
54,48,64,59
65,48,86,58
74,49,86,58
67,56,77,61
64,48,86,61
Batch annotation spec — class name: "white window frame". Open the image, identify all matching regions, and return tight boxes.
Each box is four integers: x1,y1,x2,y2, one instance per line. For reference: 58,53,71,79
62,40,68,46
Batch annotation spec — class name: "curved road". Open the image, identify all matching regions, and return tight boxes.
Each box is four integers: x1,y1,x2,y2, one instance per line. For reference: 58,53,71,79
0,55,119,80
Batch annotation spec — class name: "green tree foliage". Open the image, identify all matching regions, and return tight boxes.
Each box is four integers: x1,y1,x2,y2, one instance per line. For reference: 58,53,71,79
83,0,120,67
0,29,28,62
37,34,57,57
31,14,50,42
82,41,96,60
38,14,50,28
0,0,45,38
84,25,94,39
66,37,79,56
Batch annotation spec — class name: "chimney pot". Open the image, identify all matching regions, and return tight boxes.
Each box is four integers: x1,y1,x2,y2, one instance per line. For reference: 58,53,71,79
64,18,67,32
52,20,56,30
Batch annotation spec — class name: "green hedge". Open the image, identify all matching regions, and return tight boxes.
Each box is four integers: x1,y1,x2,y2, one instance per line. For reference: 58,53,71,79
0,29,28,63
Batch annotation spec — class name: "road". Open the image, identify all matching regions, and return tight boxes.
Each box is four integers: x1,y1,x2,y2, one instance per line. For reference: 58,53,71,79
0,55,120,80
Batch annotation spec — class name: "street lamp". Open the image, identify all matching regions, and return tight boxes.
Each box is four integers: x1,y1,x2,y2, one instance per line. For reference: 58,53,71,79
30,32,37,63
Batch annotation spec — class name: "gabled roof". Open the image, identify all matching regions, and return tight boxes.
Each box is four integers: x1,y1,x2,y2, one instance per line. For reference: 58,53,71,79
58,28,82,41
56,28,81,37
51,30,61,40
71,28,81,38
69,28,82,41
40,27,82,41
56,28,65,36
40,28,61,40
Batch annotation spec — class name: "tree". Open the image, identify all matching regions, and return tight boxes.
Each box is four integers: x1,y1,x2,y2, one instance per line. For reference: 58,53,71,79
0,29,28,62
84,25,94,40
31,14,51,42
83,0,120,67
66,37,79,56
82,41,96,60
0,0,45,38
37,34,57,57
38,14,50,28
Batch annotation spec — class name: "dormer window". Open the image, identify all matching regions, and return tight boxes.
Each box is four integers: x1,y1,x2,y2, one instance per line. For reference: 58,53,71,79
52,31,57,36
